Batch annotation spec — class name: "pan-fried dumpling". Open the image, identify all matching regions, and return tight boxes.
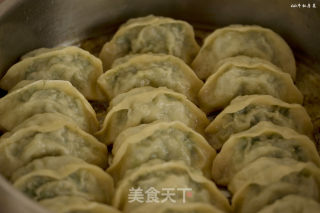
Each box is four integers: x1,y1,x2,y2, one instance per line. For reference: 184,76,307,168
228,157,317,194
113,161,231,213
107,121,215,182
198,56,303,113
191,25,296,80
0,46,104,100
97,54,203,102
0,80,99,133
39,196,121,213
99,15,200,70
232,164,320,213
130,203,224,213
0,113,108,178
12,156,114,203
96,87,209,145
257,195,320,213
205,95,313,150
212,122,320,186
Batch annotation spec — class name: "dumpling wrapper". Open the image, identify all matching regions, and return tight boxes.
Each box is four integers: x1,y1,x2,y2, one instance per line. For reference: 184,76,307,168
0,80,99,133
113,161,231,213
39,196,121,213
130,203,224,213
107,121,215,182
228,157,318,194
99,15,199,70
97,54,203,103
0,113,108,178
198,56,303,113
0,46,105,100
192,25,296,80
232,163,320,213
12,156,114,204
96,87,209,145
205,95,313,150
256,195,320,213
21,47,66,59
212,122,320,185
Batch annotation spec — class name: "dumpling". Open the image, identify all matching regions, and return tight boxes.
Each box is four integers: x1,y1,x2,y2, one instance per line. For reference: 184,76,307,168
256,195,320,213
228,157,317,194
232,164,320,213
0,113,108,178
99,15,199,70
96,87,209,145
191,25,296,80
0,46,105,100
198,56,303,113
212,122,320,185
39,196,121,213
97,54,203,102
112,161,231,213
12,156,114,203
130,203,224,213
205,95,313,150
107,121,216,182
0,80,99,133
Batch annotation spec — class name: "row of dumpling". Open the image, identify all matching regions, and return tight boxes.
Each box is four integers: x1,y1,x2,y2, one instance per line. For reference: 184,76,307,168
95,16,233,213
192,24,301,114
98,87,230,212
209,95,320,212
194,23,320,212
0,80,119,212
